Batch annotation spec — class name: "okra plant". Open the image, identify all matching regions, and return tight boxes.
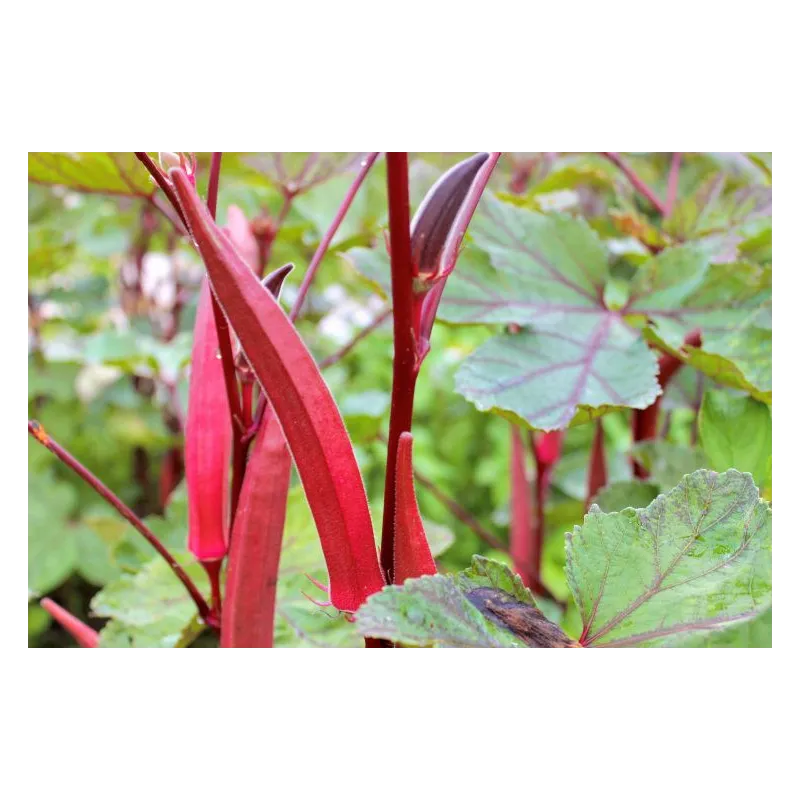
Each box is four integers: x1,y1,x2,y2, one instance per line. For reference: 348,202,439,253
28,152,771,647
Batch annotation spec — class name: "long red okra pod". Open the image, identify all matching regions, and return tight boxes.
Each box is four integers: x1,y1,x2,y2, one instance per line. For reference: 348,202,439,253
170,168,385,612
221,412,292,647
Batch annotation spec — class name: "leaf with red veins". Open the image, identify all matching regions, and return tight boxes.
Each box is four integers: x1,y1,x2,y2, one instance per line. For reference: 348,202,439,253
393,433,437,585
28,152,155,197
567,469,771,648
186,278,233,564
170,168,385,612
221,413,292,648
40,598,99,648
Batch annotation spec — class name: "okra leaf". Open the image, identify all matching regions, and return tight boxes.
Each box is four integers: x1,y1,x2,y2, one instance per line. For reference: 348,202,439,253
629,260,771,401
591,480,660,512
28,153,154,197
630,441,708,492
677,606,771,648
455,320,659,430
91,555,210,648
699,390,771,492
356,556,576,648
663,173,771,242
566,469,771,647
356,574,529,647
28,471,78,595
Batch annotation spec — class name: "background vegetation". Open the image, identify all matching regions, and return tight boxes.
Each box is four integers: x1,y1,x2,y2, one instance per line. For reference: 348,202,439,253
28,152,771,647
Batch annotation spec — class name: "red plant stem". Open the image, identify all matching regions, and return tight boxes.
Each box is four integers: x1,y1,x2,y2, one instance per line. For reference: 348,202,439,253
221,412,292,648
28,420,212,624
665,152,681,217
204,559,223,619
602,152,667,215
510,430,564,600
318,306,392,369
381,153,419,581
207,152,223,219
40,598,99,648
587,420,608,503
134,152,189,231
632,330,702,477
510,427,535,589
289,153,379,322
256,194,294,278
241,379,254,429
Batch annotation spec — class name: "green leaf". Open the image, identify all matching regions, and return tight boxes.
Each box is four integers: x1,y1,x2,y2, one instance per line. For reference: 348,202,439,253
92,555,209,648
677,606,771,648
699,390,771,489
566,469,771,647
591,480,660,512
348,193,770,421
631,441,708,491
630,260,771,401
664,173,771,241
28,471,78,595
28,153,153,196
455,323,659,431
356,574,528,647
356,556,577,648
80,329,192,378
455,555,537,605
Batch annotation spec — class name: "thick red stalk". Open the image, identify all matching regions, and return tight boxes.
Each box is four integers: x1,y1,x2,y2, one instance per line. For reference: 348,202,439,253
587,420,608,503
28,421,212,624
393,433,437,584
40,598,99,648
528,431,564,597
632,330,702,477
509,426,535,590
381,153,418,582
221,412,292,647
170,169,384,612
